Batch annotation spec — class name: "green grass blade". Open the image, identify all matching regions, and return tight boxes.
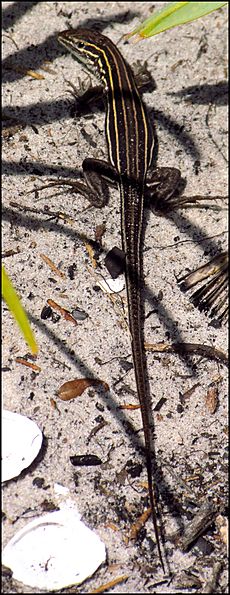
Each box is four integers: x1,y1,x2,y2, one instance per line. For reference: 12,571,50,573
125,2,227,40
2,265,38,355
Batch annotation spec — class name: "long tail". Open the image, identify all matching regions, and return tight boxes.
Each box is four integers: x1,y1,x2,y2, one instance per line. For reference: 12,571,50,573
121,183,165,572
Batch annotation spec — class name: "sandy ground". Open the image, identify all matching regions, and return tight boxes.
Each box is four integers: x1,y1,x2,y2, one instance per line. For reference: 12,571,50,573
2,2,228,593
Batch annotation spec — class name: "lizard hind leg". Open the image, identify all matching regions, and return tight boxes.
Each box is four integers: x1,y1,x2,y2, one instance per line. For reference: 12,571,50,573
146,166,185,213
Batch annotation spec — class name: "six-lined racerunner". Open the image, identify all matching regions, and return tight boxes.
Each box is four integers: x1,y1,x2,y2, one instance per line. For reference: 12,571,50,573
58,27,166,571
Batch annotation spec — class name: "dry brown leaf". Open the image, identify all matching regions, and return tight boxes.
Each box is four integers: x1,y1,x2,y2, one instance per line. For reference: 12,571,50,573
215,515,228,546
104,523,119,532
118,403,140,410
57,378,109,400
25,69,45,79
15,357,41,372
47,299,78,325
50,398,61,413
7,64,45,79
91,575,128,594
40,253,66,278
129,507,152,541
95,223,106,243
205,387,219,414
84,242,97,268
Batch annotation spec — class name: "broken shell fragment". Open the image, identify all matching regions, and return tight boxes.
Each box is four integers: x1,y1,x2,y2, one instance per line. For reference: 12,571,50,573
96,276,125,294
2,410,43,482
2,508,106,590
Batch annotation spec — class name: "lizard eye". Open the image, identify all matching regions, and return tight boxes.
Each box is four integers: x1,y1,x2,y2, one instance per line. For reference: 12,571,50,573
77,41,84,49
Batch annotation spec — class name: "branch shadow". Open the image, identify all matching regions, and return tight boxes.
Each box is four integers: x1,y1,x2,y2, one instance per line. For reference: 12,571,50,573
2,9,140,83
2,1,39,30
168,81,228,106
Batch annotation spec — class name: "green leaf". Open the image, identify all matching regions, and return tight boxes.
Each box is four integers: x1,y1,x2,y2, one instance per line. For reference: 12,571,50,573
124,2,227,40
2,265,38,355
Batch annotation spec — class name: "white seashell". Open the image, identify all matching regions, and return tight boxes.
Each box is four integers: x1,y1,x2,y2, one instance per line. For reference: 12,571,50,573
2,410,43,482
2,508,106,590
97,276,125,294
